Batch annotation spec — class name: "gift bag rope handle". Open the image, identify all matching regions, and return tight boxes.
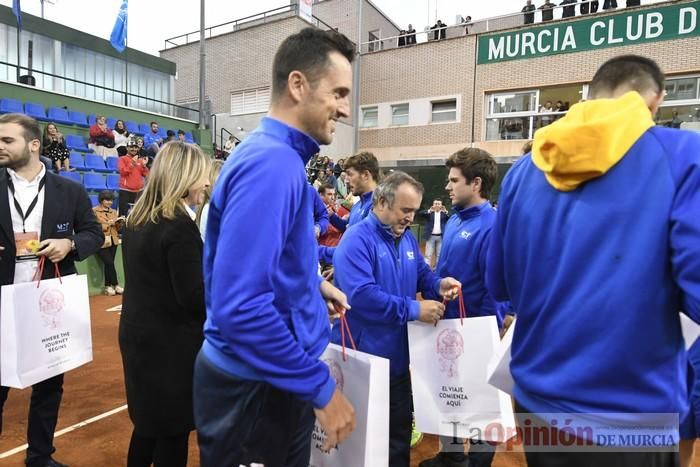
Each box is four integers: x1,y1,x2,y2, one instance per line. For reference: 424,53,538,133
440,288,466,326
32,256,62,288
334,303,356,362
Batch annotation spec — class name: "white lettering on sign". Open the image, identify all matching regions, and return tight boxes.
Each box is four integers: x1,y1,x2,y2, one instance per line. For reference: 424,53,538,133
590,21,606,46
562,26,577,50
679,7,697,35
626,14,644,40
646,12,664,38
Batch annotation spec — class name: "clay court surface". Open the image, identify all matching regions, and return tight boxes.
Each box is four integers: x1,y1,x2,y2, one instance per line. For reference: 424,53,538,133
0,295,696,467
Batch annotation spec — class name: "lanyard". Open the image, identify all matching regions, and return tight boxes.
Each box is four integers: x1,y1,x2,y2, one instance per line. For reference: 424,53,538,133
7,172,46,233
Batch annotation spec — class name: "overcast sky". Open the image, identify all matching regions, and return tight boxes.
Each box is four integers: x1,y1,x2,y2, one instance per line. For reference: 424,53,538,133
1,0,665,56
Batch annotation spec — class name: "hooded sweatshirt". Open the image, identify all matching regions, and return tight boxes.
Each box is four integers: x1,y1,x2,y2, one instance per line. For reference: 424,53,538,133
487,92,700,431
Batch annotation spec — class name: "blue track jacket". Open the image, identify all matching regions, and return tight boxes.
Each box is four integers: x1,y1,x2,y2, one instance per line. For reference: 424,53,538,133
202,117,335,408
330,191,373,232
424,201,503,326
487,92,700,426
332,212,442,379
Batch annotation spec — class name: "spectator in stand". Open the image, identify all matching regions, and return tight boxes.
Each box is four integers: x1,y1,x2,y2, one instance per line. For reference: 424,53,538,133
406,24,417,45
118,138,149,217
325,167,337,188
196,159,224,242
561,0,578,18
463,15,472,34
93,190,124,296
177,130,186,143
120,142,210,467
603,0,617,9
336,170,349,198
222,135,235,159
143,122,163,158
626,0,640,6
434,20,446,40
398,29,407,47
333,157,345,177
165,130,176,144
581,0,599,14
522,0,536,24
89,115,116,157
539,0,556,21
42,122,71,172
113,120,132,156
318,184,343,248
539,100,555,127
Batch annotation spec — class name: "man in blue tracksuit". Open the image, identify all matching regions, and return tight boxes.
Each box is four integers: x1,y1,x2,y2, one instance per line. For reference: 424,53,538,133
329,151,378,232
487,55,700,466
194,28,357,467
332,171,461,467
420,148,504,467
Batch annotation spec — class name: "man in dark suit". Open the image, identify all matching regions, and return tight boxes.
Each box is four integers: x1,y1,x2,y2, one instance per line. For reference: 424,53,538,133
421,199,449,269
522,0,537,24
561,0,578,18
0,113,103,467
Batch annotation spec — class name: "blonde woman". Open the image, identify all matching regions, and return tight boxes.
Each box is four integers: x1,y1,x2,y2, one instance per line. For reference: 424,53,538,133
119,142,210,467
196,159,224,241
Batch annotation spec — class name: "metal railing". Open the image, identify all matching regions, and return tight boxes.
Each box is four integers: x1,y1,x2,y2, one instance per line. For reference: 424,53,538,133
164,4,298,49
359,0,649,53
0,60,199,122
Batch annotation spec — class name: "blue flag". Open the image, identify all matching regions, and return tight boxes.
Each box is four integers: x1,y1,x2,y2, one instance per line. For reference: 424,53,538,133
12,0,22,30
110,0,128,53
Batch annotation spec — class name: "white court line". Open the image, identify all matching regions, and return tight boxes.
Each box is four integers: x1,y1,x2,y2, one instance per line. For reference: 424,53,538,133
0,404,128,459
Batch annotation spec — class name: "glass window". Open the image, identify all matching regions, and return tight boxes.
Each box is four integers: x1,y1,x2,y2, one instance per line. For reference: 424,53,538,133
665,77,699,101
391,103,409,126
368,30,381,53
362,107,378,128
656,105,700,129
431,100,457,122
486,116,530,141
488,91,536,114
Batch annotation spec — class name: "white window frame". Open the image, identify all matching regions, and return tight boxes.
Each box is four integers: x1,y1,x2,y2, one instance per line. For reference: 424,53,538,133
230,86,271,116
368,29,382,53
431,99,458,123
361,106,378,128
391,103,409,126
662,75,700,104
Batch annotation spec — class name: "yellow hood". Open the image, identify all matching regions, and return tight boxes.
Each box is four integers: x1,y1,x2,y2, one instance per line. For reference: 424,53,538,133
531,91,654,191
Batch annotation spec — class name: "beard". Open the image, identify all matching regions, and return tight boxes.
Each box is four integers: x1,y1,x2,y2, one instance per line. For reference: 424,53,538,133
0,145,32,170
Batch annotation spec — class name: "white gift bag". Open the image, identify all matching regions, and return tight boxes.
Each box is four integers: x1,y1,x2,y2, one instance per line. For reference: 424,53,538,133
309,341,390,467
486,318,516,395
408,311,516,442
1,261,93,389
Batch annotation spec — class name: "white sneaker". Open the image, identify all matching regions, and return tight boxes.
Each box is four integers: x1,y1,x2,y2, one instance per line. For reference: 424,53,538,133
114,286,124,294
105,286,116,296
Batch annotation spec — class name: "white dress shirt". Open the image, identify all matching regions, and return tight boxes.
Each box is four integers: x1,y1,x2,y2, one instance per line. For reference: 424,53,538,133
432,211,442,235
7,165,46,284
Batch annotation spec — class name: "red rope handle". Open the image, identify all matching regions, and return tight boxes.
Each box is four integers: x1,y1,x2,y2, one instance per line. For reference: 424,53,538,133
335,304,356,361
32,256,62,287
439,288,466,326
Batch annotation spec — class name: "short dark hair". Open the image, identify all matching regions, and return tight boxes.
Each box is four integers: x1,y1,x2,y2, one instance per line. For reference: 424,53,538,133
446,148,498,199
177,129,185,135
272,27,355,100
166,130,175,137
150,121,158,126
318,183,335,195
0,113,41,143
344,151,379,182
589,55,664,98
98,190,114,202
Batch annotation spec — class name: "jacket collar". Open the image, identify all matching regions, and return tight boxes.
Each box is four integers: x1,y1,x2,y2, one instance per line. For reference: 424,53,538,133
367,211,406,242
453,200,490,221
258,117,320,165
359,190,373,205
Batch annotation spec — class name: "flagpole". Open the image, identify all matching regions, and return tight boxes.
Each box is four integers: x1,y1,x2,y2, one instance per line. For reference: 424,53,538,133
124,40,128,106
198,0,206,130
16,25,20,82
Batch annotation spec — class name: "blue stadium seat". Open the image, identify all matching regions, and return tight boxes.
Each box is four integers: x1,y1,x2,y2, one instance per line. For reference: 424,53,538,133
89,194,99,207
0,98,23,114
106,174,120,190
47,107,74,126
87,114,97,126
59,171,81,184
138,123,151,134
125,121,140,134
24,102,48,121
157,127,167,138
85,154,111,173
69,152,86,170
185,133,195,143
68,110,89,128
83,173,106,191
107,117,117,129
65,135,92,152
105,157,119,172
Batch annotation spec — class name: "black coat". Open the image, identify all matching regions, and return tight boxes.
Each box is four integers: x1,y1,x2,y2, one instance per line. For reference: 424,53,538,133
119,212,205,437
421,209,449,241
0,168,103,286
